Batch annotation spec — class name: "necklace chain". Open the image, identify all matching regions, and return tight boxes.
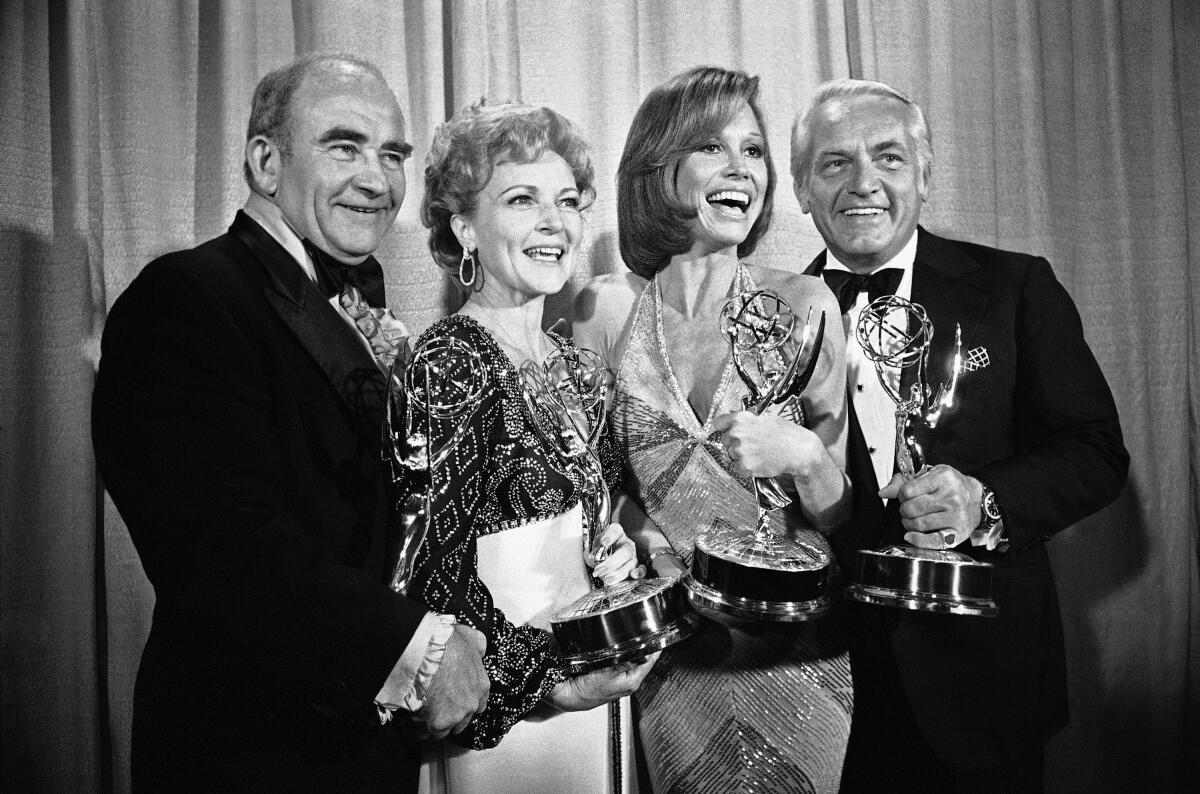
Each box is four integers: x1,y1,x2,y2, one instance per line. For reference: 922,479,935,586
470,305,549,366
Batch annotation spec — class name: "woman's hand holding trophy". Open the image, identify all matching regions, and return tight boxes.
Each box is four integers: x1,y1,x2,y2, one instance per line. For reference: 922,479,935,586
520,344,697,674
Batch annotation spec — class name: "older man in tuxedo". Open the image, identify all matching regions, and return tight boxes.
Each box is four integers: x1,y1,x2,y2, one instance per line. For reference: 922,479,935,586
792,79,1129,792
93,54,488,792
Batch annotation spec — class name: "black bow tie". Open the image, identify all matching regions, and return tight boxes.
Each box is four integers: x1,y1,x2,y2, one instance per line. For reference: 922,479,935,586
303,238,386,307
822,267,904,315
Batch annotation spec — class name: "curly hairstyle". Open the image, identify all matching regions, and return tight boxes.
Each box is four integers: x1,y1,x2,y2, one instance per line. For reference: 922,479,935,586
421,102,596,274
241,53,389,187
790,78,932,194
617,66,776,279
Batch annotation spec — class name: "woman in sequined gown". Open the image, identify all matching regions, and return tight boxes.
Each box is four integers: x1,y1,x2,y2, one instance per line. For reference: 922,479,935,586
572,67,854,793
404,102,655,794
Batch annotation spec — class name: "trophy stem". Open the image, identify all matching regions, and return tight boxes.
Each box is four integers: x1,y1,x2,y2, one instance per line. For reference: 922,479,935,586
753,509,773,544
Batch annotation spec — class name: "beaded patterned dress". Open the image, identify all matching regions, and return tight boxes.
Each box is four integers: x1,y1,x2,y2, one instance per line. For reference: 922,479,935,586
610,270,853,794
406,314,633,794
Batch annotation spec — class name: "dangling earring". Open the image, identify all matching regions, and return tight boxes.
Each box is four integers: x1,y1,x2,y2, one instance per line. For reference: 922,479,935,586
458,248,476,288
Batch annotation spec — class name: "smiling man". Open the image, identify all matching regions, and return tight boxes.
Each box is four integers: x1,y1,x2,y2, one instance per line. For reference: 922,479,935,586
93,55,489,793
793,79,1128,792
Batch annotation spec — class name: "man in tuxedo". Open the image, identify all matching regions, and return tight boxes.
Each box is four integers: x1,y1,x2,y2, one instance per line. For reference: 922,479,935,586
791,79,1129,791
93,54,489,792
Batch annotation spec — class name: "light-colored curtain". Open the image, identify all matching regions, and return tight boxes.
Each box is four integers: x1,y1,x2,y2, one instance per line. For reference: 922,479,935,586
1,1,1195,791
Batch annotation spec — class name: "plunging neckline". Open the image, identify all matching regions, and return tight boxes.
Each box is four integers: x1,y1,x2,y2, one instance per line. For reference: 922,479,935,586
650,266,748,432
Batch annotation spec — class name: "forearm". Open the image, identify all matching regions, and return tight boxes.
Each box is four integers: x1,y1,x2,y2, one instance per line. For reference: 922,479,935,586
790,452,852,534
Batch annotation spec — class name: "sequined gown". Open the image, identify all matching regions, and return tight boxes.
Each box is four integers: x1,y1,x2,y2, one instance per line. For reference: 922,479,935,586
405,315,633,794
611,271,853,794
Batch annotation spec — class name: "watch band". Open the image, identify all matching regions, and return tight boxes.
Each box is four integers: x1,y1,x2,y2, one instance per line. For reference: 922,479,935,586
976,483,1002,533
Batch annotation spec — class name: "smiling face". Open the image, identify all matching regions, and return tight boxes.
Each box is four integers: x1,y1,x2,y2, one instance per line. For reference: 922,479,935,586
452,150,584,304
675,103,768,257
796,94,928,273
271,70,410,262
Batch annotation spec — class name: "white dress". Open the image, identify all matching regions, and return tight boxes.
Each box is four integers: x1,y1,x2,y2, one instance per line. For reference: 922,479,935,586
418,506,635,794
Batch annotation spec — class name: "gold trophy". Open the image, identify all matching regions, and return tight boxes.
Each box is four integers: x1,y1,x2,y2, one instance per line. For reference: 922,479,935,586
383,333,488,595
685,289,835,621
521,346,697,674
844,295,998,617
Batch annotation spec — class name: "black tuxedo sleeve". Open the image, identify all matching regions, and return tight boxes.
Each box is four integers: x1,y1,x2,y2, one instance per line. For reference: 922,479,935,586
93,259,427,722
972,257,1129,549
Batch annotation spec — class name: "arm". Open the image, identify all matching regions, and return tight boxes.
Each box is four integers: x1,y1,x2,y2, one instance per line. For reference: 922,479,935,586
612,494,687,579
713,276,853,533
92,261,426,723
406,333,567,749
882,257,1129,550
970,257,1128,547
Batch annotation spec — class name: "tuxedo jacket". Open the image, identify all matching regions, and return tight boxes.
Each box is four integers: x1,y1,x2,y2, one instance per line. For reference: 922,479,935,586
808,227,1129,770
93,212,427,792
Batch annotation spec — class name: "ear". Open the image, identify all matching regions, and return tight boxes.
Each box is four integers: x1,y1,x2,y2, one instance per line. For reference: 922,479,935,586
918,164,931,203
449,213,476,254
793,181,811,215
245,135,280,196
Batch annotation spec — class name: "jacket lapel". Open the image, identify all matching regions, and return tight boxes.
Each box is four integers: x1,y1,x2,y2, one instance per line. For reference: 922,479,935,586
901,227,991,401
231,212,388,434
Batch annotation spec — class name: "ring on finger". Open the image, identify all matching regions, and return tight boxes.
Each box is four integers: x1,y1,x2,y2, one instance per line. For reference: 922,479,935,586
941,530,956,548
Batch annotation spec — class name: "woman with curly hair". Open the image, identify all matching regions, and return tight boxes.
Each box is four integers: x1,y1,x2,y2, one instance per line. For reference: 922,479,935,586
407,101,654,794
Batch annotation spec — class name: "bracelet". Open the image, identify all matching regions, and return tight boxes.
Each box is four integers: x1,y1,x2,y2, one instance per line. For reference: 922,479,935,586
648,548,682,567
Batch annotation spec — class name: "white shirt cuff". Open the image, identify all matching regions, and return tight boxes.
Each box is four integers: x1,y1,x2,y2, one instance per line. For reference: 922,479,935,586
374,612,456,724
969,519,1008,551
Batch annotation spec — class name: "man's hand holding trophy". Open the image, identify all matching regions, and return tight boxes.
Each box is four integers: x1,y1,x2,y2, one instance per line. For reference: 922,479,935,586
844,295,999,617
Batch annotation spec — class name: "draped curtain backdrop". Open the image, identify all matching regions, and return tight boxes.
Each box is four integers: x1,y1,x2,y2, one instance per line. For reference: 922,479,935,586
2,1,1197,791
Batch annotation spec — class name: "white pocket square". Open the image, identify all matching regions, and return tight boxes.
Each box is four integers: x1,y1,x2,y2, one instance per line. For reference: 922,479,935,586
962,346,990,372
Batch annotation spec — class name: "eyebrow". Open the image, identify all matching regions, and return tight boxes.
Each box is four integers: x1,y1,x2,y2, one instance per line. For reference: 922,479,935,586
816,139,906,159
498,183,580,196
318,127,413,158
318,127,368,146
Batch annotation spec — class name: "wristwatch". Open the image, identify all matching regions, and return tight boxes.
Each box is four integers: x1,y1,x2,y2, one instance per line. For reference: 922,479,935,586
976,483,1003,534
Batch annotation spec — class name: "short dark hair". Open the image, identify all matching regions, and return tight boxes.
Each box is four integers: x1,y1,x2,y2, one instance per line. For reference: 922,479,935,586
790,78,932,193
420,101,596,274
617,66,776,279
242,53,388,186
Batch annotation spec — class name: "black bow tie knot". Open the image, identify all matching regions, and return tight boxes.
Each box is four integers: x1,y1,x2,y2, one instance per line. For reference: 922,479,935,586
303,238,386,307
822,267,904,315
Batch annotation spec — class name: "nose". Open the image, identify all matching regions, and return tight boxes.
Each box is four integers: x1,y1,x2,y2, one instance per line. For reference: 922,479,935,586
848,156,879,195
725,149,751,179
537,201,565,233
352,151,388,195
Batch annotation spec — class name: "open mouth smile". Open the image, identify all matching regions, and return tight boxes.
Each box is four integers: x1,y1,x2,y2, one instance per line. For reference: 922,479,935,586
707,190,752,217
524,246,566,262
840,207,887,217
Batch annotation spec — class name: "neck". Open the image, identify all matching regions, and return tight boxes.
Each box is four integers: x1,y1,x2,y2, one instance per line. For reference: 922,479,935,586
460,294,549,364
658,249,739,318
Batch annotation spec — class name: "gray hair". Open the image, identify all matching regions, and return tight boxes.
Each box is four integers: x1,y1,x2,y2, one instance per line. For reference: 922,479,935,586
790,78,932,191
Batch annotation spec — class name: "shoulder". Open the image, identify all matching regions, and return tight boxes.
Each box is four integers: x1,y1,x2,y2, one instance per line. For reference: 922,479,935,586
419,313,488,350
573,271,646,321
743,264,839,316
571,271,648,367
108,230,248,320
920,229,1047,285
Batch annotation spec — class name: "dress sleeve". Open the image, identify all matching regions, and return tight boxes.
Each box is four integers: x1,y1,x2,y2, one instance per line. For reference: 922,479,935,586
405,325,566,750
